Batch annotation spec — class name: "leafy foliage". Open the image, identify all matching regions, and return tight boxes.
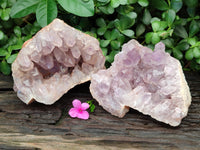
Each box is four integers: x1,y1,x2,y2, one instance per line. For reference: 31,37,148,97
10,0,94,27
92,0,200,70
1,0,200,75
0,0,41,75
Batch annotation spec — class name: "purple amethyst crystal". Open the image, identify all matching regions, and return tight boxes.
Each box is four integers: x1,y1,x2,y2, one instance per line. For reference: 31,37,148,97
90,40,191,126
12,19,105,105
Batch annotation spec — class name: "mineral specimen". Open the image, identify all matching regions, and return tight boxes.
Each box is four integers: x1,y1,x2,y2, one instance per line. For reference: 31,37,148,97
12,18,105,105
90,40,191,126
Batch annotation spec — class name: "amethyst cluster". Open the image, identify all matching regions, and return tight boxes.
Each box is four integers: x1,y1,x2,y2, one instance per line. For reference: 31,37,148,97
12,19,105,104
12,19,191,126
90,40,191,126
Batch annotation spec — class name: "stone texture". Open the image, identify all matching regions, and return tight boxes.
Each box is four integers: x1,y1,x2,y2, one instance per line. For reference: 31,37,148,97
90,39,191,126
12,18,105,105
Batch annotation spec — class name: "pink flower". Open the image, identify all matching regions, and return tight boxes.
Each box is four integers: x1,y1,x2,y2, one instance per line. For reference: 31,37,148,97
68,99,89,120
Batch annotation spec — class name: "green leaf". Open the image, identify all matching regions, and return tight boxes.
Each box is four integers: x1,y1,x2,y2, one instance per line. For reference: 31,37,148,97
97,27,107,36
22,35,32,42
174,25,188,38
189,20,199,37
193,47,200,58
1,8,10,21
96,18,106,27
183,0,198,7
145,32,153,44
36,0,57,27
1,0,7,9
165,9,176,26
138,0,149,7
176,42,189,51
107,21,114,29
171,0,183,13
104,30,111,40
7,53,18,64
106,50,119,63
136,24,145,37
158,31,169,39
14,26,21,37
147,44,154,50
125,12,137,19
161,39,174,48
105,5,115,14
116,5,134,15
0,30,4,40
0,60,11,75
127,0,137,4
151,33,160,44
10,0,40,18
100,40,110,47
101,48,108,56
97,0,109,2
150,17,161,23
115,16,135,31
90,104,95,113
99,4,115,15
117,34,125,44
187,38,197,46
110,0,120,8
7,0,16,7
110,29,120,40
150,0,169,11
57,0,94,17
173,48,183,60
151,21,168,32
121,29,134,37
87,100,96,113
17,37,23,46
0,49,8,56
120,0,128,5
185,48,194,60
196,58,200,64
111,40,121,49
114,19,121,31
8,44,22,53
187,7,196,17
142,8,151,25
166,49,172,54
151,21,160,32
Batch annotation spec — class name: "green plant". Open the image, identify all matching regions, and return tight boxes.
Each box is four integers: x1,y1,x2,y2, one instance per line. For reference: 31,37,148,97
0,0,41,75
10,0,95,27
93,0,200,70
1,0,200,75
87,100,96,112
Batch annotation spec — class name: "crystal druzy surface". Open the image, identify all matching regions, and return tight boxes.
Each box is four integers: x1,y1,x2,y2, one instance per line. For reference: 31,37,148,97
90,40,191,126
12,19,105,105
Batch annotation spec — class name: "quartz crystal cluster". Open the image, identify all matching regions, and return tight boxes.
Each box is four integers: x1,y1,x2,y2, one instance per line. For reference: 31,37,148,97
90,40,191,126
12,18,105,105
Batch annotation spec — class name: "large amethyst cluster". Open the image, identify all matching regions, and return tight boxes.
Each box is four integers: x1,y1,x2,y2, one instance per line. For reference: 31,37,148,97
90,40,191,126
12,19,105,105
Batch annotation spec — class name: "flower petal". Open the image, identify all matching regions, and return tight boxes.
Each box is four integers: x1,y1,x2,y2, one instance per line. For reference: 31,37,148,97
77,111,89,120
69,108,78,118
81,103,90,110
72,99,81,108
